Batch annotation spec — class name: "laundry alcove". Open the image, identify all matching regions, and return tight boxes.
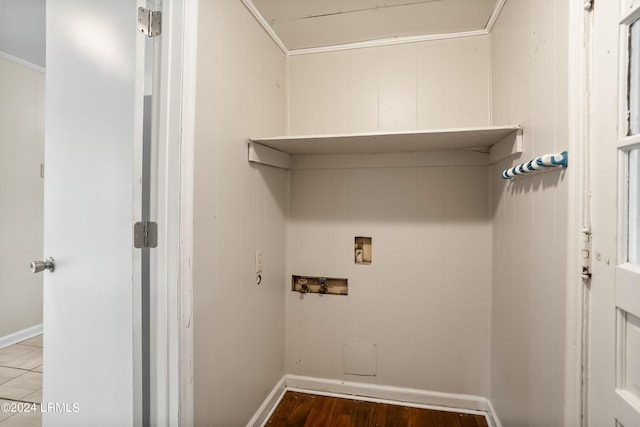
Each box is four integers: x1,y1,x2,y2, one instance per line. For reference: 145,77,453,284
192,1,570,426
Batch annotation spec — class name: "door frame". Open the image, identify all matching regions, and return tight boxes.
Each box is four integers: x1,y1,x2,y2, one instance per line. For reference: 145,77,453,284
177,1,198,425
577,0,640,425
161,1,593,425
566,1,590,426
151,0,197,425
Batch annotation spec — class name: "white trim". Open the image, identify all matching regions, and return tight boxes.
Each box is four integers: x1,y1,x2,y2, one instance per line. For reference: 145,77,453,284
285,387,488,417
565,0,588,425
0,324,43,349
178,0,198,425
249,375,503,426
616,264,640,316
619,149,631,265
240,0,288,54
140,0,197,425
620,4,640,25
153,0,197,425
0,51,45,73
617,135,640,150
287,30,488,56
619,16,632,141
484,0,507,33
615,308,627,409
614,389,640,426
246,376,287,427
486,398,503,427
285,375,488,412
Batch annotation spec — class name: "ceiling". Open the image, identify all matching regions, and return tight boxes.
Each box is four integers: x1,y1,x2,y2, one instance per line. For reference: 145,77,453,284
249,0,499,51
0,0,46,67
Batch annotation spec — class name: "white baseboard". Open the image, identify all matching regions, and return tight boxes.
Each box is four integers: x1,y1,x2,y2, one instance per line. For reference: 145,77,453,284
246,375,287,427
248,374,503,427
486,398,503,427
286,375,488,412
0,324,43,349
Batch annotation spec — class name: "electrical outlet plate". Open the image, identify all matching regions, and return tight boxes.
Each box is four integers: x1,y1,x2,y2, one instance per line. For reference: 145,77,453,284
255,250,264,273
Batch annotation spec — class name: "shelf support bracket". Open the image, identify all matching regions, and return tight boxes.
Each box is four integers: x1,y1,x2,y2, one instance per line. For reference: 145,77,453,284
489,128,523,164
248,141,291,170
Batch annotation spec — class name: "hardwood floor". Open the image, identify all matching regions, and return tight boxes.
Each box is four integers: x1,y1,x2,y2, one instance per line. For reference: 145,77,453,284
265,391,489,427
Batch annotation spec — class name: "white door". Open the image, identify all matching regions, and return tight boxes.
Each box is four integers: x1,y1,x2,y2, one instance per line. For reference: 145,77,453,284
590,0,640,425
42,1,148,425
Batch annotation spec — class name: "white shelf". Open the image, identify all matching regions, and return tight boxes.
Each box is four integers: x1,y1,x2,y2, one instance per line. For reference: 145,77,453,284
248,125,522,169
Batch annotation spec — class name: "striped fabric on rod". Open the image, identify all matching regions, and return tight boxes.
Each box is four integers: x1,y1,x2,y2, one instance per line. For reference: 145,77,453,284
501,151,568,180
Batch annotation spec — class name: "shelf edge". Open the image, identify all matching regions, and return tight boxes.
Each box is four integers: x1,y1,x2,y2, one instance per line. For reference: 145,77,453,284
250,125,522,144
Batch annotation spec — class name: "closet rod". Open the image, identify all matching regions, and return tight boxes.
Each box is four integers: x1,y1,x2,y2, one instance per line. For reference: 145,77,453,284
501,151,568,180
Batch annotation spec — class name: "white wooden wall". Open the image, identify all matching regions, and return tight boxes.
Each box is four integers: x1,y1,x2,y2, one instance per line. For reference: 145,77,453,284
285,35,493,397
191,2,571,420
286,160,492,396
489,0,569,425
288,35,491,135
192,0,288,425
0,57,44,339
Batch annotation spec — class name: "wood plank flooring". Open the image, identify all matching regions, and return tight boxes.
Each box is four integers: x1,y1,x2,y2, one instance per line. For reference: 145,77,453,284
265,391,489,427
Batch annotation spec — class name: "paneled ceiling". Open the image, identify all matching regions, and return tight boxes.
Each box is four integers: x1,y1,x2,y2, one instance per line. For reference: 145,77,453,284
249,0,499,51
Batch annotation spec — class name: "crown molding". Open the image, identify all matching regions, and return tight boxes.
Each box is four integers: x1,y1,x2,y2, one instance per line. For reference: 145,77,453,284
485,0,507,33
240,0,288,54
288,29,488,56
0,51,45,72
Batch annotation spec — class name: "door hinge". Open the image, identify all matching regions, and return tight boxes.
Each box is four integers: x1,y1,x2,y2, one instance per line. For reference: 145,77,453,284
137,7,161,37
581,226,592,280
134,221,158,248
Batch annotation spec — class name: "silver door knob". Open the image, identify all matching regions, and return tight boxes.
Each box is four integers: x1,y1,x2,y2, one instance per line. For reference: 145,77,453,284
30,257,55,273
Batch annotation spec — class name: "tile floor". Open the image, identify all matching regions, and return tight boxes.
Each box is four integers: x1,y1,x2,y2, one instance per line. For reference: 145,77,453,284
0,335,42,427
